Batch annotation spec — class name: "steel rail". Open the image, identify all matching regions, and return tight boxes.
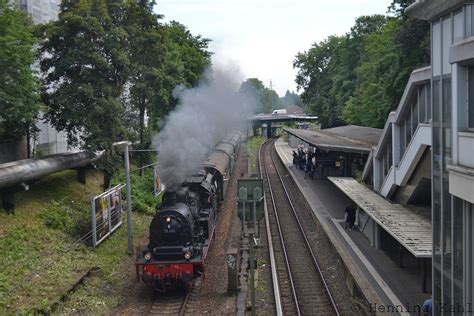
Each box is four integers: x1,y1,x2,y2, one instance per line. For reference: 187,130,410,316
270,143,340,315
258,139,283,316
261,139,301,316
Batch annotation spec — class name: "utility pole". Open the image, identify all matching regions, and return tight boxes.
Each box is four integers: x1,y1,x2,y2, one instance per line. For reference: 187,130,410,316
113,141,133,255
270,80,273,112
124,143,133,255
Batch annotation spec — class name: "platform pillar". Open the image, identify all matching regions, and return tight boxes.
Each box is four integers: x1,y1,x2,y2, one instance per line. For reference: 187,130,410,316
421,258,428,293
266,122,272,138
77,167,87,184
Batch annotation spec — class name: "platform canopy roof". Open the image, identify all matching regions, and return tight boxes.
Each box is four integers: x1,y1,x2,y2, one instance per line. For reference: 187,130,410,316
328,177,432,258
285,126,381,154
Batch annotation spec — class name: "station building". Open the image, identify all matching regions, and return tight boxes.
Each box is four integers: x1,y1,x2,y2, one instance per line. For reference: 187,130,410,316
360,1,474,312
11,0,60,24
404,1,474,312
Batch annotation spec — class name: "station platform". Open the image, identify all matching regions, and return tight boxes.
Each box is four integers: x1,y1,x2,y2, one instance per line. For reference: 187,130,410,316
274,137,430,315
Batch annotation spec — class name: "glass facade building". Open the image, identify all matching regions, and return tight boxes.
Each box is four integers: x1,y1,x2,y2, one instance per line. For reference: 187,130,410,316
12,0,73,155
13,0,60,24
409,2,474,314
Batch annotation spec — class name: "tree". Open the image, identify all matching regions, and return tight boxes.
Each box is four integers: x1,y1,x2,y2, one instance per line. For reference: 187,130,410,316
294,36,343,128
146,21,211,122
342,13,429,128
343,19,402,127
388,0,415,17
123,5,211,173
125,0,164,172
239,78,281,114
294,10,429,129
39,0,130,188
280,90,302,107
0,0,41,142
294,15,387,128
240,78,265,113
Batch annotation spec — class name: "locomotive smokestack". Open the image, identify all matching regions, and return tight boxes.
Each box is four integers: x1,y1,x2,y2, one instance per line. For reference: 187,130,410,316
162,191,177,207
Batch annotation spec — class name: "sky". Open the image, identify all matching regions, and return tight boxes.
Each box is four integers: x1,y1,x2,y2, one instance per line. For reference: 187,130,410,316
155,0,392,97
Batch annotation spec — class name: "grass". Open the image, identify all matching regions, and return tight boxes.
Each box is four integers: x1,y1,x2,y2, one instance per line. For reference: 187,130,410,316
0,167,156,314
247,136,266,176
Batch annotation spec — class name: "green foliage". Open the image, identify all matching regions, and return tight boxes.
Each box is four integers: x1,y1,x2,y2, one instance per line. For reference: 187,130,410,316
247,136,266,175
39,201,75,232
38,1,211,175
280,90,302,107
149,21,211,121
343,18,402,127
0,0,42,141
38,0,131,180
239,78,281,113
38,199,90,237
0,212,152,314
294,10,429,128
112,167,158,215
294,35,344,128
388,0,415,17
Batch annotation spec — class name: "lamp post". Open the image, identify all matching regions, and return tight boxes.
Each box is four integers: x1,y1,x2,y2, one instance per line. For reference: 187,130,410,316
114,141,133,255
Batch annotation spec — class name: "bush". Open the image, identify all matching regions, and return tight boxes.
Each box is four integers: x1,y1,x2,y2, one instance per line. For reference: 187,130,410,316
112,167,158,215
247,136,266,175
38,199,91,238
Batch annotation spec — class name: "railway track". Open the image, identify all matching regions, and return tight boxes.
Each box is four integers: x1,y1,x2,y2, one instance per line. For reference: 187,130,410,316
147,278,201,316
259,138,339,315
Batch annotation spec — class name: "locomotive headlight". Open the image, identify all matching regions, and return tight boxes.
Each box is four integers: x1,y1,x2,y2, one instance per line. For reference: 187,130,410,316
144,252,152,261
184,251,192,260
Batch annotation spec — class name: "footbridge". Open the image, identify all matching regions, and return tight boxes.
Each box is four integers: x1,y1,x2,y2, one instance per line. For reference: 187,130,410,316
248,113,318,138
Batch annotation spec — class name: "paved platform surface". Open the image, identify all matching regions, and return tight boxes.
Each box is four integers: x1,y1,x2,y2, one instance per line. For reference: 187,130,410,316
275,138,430,315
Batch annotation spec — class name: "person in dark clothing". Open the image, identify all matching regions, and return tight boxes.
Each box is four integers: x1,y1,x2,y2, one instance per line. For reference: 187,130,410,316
297,146,303,169
292,150,298,166
345,204,356,230
306,159,313,179
300,155,306,171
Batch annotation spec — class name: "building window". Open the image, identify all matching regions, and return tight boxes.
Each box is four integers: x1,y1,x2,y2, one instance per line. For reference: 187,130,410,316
469,67,474,129
453,197,463,308
453,9,464,43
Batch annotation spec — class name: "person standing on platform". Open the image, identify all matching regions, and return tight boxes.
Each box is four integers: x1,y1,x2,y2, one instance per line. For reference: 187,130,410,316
344,204,356,230
422,296,432,316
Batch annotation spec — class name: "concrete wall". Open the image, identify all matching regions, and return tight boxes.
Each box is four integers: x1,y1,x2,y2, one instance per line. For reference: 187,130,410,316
392,148,431,205
0,139,27,164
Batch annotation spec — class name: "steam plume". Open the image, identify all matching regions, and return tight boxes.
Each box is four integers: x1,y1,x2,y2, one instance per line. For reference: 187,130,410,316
156,64,256,187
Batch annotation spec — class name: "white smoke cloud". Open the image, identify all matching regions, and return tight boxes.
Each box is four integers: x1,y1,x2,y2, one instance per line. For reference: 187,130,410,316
156,63,257,187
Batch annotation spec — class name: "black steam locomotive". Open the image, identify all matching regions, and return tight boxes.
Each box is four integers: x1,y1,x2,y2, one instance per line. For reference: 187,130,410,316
135,131,242,292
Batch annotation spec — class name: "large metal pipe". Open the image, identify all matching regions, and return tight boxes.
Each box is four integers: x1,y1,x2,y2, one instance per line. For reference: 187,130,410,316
0,152,96,190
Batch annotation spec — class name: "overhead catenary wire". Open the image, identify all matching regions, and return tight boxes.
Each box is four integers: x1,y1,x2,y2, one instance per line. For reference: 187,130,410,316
128,149,159,152
130,161,159,173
